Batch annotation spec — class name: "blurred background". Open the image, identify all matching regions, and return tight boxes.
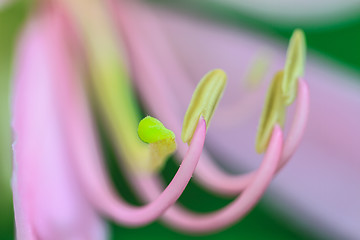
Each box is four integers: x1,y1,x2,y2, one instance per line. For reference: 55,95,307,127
1,0,359,239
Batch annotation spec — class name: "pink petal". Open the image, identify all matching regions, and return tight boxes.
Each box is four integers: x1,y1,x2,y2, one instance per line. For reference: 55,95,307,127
11,8,106,240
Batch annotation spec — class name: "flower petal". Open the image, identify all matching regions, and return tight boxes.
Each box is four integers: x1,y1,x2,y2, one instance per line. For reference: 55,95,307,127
11,8,106,240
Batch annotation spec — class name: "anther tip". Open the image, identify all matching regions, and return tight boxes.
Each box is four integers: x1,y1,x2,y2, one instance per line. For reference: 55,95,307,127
181,69,227,144
282,28,306,106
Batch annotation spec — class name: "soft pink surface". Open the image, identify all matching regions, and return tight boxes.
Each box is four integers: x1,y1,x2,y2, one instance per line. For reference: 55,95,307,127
11,9,106,240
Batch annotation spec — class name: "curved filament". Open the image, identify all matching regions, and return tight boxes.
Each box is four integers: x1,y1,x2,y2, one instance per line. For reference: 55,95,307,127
130,126,283,233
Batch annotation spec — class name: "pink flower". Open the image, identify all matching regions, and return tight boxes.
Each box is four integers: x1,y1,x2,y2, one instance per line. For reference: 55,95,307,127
10,0,310,238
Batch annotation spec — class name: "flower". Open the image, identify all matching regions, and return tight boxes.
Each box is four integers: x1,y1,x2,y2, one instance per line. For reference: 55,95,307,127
8,0,311,239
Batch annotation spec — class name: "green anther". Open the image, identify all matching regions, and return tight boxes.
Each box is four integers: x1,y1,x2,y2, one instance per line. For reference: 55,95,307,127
138,116,175,143
181,69,227,144
282,29,306,106
244,51,271,90
138,116,176,172
256,71,286,153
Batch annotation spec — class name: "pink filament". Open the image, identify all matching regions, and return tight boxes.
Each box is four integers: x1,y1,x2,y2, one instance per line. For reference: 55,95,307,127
131,126,283,233
114,0,309,196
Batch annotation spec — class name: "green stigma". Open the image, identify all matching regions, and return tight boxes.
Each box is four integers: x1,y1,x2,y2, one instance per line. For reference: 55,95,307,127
138,116,176,172
138,116,175,143
181,69,227,144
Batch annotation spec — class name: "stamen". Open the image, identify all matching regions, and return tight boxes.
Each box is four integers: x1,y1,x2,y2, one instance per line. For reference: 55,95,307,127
181,69,227,144
282,29,306,105
256,71,286,153
256,29,306,153
138,116,176,171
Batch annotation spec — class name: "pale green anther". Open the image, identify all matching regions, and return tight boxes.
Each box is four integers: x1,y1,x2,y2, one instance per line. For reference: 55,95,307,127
181,69,227,144
256,29,306,153
282,29,306,106
256,71,286,153
244,51,271,90
138,116,175,143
